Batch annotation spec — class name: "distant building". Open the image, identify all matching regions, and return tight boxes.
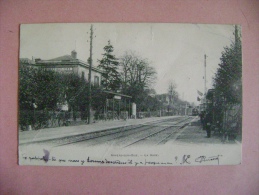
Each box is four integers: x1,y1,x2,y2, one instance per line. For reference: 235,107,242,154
156,93,173,111
19,57,35,67
156,93,174,105
19,50,102,86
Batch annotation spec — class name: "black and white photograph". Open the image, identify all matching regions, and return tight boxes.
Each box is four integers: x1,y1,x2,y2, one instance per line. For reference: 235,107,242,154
19,23,242,166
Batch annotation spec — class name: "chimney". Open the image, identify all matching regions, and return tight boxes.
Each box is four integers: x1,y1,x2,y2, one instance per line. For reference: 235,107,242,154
71,50,77,59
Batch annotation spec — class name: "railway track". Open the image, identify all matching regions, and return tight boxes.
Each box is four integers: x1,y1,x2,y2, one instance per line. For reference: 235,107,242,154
61,116,191,148
123,117,190,147
24,116,192,148
75,116,189,147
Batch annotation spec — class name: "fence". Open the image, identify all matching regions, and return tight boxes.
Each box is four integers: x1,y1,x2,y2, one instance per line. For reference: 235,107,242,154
94,111,128,121
19,110,82,131
222,104,242,139
208,103,242,140
19,109,181,131
136,111,177,118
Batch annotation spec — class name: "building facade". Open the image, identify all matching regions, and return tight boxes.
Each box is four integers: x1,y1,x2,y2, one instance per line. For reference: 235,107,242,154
19,50,102,86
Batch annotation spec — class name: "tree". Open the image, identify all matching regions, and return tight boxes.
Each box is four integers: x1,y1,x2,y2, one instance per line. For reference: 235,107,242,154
120,51,156,90
60,73,85,109
98,40,121,91
167,81,179,112
120,51,157,111
60,73,108,120
33,68,61,110
19,66,37,110
19,66,62,111
212,25,242,131
213,25,242,104
19,67,63,128
168,81,178,104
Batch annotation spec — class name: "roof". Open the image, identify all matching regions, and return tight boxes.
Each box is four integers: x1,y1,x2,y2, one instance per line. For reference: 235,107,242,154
47,55,77,61
34,53,103,74
21,51,103,73
102,90,132,98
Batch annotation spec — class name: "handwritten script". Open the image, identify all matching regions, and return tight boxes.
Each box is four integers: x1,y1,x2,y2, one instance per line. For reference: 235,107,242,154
195,155,222,165
21,154,222,166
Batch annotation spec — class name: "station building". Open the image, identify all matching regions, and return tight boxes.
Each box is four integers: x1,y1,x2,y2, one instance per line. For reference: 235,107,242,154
19,50,102,86
19,51,132,120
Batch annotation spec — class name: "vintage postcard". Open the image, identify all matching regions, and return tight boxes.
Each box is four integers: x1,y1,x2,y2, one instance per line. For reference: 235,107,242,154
19,23,242,166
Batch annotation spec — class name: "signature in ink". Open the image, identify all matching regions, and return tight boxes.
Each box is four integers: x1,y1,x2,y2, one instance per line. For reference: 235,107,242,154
181,155,191,165
195,155,222,165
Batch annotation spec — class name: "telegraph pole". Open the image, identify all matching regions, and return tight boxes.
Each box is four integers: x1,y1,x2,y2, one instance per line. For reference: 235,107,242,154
204,54,207,96
88,25,93,124
203,54,207,111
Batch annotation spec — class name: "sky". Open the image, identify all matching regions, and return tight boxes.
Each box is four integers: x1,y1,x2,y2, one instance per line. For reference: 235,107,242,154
20,23,236,104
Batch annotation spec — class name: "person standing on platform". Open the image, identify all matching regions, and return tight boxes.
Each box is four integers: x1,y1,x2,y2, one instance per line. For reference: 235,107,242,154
204,111,213,138
199,111,205,130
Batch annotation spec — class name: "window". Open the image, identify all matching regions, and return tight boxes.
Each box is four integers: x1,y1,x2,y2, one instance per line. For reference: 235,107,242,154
82,71,85,79
94,76,99,86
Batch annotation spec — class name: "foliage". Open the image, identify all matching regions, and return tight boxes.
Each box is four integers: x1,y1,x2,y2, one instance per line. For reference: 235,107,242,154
91,86,106,114
167,81,179,105
19,67,63,127
120,51,157,90
19,66,37,110
33,69,62,110
19,66,61,111
19,65,109,125
120,51,158,111
213,25,242,105
210,26,242,133
98,40,121,91
61,73,88,111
